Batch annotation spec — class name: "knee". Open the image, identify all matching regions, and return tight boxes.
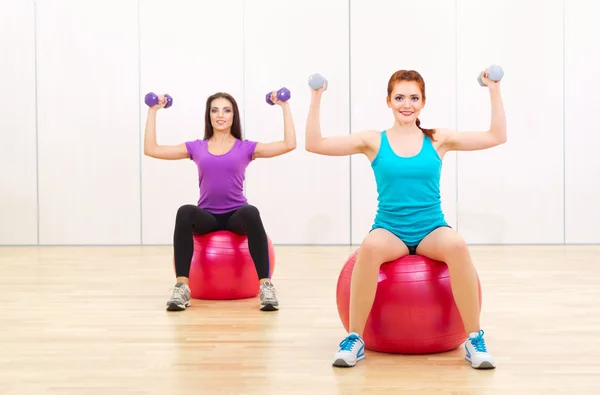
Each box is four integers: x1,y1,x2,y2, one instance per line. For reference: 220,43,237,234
237,204,261,222
443,236,469,261
175,204,197,225
358,237,387,266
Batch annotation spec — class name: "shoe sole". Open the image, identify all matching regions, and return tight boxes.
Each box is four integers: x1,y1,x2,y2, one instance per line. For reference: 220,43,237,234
333,355,364,368
466,357,496,369
333,359,354,367
166,301,191,311
260,303,279,311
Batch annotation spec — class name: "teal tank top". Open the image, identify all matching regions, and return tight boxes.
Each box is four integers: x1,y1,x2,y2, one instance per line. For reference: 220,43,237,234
371,130,448,246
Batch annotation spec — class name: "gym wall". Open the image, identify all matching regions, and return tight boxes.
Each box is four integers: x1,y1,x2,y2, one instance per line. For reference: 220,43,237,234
1,0,597,246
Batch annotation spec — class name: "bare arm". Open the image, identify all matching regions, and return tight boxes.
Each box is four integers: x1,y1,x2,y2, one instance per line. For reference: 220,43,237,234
253,99,297,159
442,77,507,152
305,88,368,156
143,106,189,160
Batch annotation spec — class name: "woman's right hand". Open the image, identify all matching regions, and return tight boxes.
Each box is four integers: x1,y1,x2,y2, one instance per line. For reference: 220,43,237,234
311,80,327,96
150,95,168,111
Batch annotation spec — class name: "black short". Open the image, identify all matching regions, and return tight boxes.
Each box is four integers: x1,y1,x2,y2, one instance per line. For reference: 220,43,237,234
370,225,453,256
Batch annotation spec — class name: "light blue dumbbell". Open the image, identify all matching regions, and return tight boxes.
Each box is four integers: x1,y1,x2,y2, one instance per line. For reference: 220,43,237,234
308,73,328,91
478,65,504,86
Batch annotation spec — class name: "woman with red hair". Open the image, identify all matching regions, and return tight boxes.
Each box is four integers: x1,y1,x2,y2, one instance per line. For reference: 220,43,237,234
305,69,506,370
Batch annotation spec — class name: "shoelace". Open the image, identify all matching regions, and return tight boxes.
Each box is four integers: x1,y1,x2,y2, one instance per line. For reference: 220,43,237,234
339,334,360,351
169,286,187,300
261,284,276,299
470,330,488,352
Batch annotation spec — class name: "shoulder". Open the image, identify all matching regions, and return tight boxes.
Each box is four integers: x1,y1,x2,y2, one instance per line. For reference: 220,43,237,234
357,129,382,148
239,139,258,160
240,139,258,153
184,139,205,159
185,139,204,148
431,128,452,138
358,129,381,138
354,129,380,143
353,129,382,159
426,128,456,154
427,128,451,143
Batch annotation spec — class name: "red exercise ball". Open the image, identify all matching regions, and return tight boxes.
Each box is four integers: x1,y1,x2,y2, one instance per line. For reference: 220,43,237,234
336,249,482,354
188,231,276,300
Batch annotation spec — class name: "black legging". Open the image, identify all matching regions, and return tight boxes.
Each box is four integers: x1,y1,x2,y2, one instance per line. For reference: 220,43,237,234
173,204,271,280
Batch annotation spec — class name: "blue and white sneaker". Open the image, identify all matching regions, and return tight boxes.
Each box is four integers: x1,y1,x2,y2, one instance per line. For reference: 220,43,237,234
332,333,365,367
465,330,496,369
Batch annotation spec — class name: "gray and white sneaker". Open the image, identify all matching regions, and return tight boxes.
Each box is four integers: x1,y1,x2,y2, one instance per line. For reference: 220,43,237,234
166,282,191,311
259,281,279,311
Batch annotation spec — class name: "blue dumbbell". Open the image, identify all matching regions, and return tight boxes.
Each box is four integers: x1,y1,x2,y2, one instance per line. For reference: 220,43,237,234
308,73,328,91
478,65,504,86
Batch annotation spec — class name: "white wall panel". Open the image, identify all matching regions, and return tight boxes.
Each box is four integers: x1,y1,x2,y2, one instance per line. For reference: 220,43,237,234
3,0,594,246
456,0,564,244
565,0,600,243
139,0,244,245
244,0,350,244
0,1,38,245
350,0,457,245
36,0,140,244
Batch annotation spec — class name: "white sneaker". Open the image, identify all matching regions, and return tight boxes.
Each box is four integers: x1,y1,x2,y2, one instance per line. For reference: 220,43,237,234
166,282,191,311
465,330,496,369
332,333,365,367
259,281,279,311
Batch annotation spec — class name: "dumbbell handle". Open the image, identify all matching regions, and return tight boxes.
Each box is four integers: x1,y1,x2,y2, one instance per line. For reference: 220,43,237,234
478,65,504,87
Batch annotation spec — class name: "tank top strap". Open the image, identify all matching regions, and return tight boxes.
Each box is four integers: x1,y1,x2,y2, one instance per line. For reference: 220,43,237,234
420,133,443,160
379,130,393,153
420,134,433,151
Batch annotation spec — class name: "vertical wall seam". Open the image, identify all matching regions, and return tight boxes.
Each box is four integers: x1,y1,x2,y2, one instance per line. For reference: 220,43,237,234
34,0,40,245
242,1,247,198
137,0,143,245
562,0,566,244
455,0,459,233
348,0,352,246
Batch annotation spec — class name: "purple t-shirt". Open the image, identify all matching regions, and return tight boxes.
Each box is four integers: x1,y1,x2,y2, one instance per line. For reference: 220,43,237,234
185,138,258,214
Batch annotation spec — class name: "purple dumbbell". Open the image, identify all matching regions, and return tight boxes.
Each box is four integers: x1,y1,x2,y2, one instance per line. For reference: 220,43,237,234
145,92,173,108
266,87,291,105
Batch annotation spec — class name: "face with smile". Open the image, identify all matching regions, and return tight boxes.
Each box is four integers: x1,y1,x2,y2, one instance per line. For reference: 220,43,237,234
210,97,234,132
387,81,425,125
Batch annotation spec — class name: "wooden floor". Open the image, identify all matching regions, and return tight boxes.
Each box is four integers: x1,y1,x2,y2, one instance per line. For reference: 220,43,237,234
0,245,599,394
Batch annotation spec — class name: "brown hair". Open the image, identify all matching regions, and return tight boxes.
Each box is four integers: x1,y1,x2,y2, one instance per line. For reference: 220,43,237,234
387,70,436,141
203,92,242,141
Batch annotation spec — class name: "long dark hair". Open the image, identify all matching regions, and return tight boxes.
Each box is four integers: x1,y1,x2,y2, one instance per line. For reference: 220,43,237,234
203,92,242,140
387,69,436,141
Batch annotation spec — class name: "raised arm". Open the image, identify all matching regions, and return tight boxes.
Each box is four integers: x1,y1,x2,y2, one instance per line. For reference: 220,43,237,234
440,70,507,152
305,84,369,156
143,97,189,160
253,92,297,159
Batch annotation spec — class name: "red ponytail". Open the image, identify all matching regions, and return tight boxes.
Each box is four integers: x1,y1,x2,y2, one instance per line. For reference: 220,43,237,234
416,118,436,141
